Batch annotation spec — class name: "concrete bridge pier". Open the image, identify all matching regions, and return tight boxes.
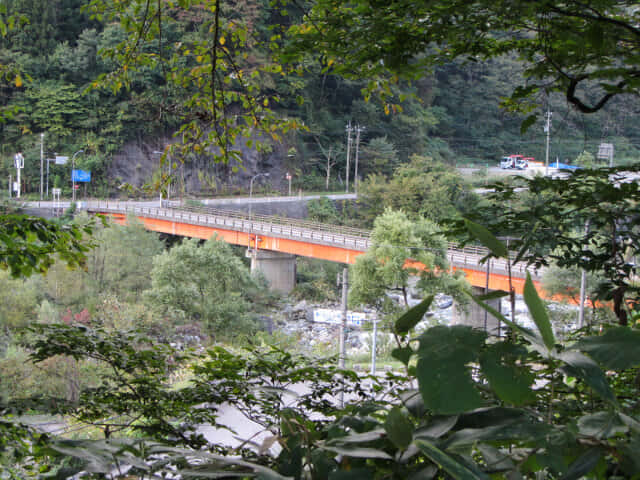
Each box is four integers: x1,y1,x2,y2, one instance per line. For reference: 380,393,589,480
452,286,503,335
247,249,297,293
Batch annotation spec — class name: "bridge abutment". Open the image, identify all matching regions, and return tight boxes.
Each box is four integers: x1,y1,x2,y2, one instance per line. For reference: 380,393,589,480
452,286,503,335
247,249,297,293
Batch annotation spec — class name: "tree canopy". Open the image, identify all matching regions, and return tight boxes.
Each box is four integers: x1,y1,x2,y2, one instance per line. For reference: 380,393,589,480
350,208,465,312
288,0,640,119
145,236,266,340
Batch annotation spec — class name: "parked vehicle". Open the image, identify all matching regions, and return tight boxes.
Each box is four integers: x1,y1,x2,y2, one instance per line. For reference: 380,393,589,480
500,156,515,169
500,154,530,169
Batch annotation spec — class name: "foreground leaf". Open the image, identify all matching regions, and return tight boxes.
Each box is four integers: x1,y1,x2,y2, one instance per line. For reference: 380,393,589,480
560,351,618,407
573,327,640,370
416,326,485,414
395,296,434,335
384,407,414,450
321,445,393,460
463,219,508,258
559,448,604,480
523,273,555,352
577,412,627,439
415,439,490,480
480,343,535,405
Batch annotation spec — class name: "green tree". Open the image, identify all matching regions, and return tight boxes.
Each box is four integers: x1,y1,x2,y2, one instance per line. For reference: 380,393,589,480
575,150,598,168
145,236,262,340
0,269,42,330
361,136,398,178
292,257,341,302
287,0,640,117
306,196,339,224
87,217,164,303
350,209,465,312
359,154,479,225
21,80,87,140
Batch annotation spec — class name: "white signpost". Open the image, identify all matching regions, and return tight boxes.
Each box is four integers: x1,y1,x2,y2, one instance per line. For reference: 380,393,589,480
52,188,62,215
14,153,24,198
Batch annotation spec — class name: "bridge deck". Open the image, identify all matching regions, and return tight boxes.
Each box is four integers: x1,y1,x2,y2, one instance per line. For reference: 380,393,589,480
85,202,544,295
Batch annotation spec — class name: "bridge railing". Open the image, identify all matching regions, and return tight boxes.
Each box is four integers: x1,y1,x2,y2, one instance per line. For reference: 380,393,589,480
173,204,373,239
86,201,373,251
447,244,544,279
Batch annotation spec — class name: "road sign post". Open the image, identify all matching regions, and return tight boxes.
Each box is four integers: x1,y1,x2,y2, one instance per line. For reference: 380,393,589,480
14,153,24,198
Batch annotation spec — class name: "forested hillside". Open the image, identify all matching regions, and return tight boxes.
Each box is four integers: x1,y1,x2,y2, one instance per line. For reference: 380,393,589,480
1,0,639,198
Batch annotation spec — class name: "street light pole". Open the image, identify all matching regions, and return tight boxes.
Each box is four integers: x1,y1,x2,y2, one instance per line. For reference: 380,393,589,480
71,150,84,202
354,125,364,194
249,172,270,220
345,122,353,193
40,133,44,200
544,110,552,176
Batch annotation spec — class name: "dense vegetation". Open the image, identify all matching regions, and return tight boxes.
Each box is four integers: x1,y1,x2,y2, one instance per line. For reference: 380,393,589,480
1,0,640,478
0,0,639,199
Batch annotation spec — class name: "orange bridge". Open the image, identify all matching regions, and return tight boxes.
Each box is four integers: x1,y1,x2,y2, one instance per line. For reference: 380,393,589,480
86,202,544,296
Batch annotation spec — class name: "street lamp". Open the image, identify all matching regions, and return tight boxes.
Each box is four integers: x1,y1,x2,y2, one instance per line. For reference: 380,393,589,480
249,172,270,220
153,150,169,206
71,150,84,202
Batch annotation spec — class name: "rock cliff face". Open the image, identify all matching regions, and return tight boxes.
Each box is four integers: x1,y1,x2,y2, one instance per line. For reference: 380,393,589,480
107,135,290,195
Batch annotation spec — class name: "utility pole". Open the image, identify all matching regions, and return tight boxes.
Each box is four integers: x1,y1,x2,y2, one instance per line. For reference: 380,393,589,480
71,150,84,203
544,110,552,176
354,125,364,194
345,122,353,193
339,267,348,369
338,267,348,407
578,220,590,328
370,315,378,375
40,133,44,200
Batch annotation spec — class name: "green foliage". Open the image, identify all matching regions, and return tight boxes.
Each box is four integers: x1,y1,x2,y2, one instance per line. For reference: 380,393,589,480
306,196,339,224
287,0,640,117
145,236,264,340
359,155,480,226
0,269,42,329
449,167,640,325
292,257,341,302
21,81,87,140
13,290,640,478
360,136,398,178
87,216,163,303
0,213,93,278
350,209,463,313
575,150,599,168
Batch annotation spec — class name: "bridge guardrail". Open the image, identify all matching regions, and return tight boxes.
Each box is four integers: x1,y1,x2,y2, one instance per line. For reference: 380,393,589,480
86,202,373,251
174,204,374,238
